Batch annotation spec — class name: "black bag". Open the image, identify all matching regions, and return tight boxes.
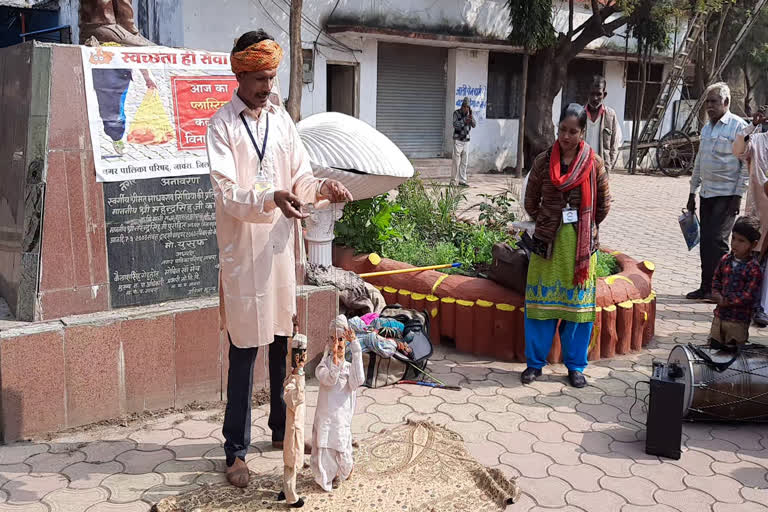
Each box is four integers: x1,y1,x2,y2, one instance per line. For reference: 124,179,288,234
487,242,529,295
362,305,433,388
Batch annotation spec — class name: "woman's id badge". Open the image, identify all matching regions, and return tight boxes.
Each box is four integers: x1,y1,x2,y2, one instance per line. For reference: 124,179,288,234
562,207,578,224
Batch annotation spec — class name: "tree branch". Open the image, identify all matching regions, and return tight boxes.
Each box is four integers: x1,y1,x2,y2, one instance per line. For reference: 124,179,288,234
710,3,731,79
570,4,619,40
603,15,628,36
568,14,628,58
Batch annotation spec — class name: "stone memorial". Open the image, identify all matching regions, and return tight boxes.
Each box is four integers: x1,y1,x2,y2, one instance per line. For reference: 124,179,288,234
103,175,218,307
0,43,338,442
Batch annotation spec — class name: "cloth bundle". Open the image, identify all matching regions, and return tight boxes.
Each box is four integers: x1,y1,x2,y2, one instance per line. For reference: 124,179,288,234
373,318,405,338
306,264,378,314
348,316,368,334
355,332,398,359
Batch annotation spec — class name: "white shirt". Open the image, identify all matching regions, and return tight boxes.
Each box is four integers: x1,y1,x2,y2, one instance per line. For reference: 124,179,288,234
206,91,323,348
586,115,602,155
690,110,748,198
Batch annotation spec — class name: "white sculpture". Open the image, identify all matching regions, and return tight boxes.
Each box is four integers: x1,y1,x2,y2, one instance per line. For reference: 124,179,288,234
297,113,414,265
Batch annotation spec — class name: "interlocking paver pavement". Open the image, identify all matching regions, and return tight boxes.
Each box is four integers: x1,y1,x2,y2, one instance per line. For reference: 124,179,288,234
3,172,768,511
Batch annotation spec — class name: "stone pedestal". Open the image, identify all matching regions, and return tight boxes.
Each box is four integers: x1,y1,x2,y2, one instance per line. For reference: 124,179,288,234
304,203,345,266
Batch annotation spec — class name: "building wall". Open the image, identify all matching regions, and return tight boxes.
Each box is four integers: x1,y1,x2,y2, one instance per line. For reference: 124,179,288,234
148,0,685,171
179,0,369,126
0,43,34,318
359,38,378,126
447,48,520,173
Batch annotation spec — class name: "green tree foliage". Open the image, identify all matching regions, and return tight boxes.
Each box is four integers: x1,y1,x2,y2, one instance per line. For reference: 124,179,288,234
723,0,768,114
506,0,555,50
504,0,727,162
627,1,681,52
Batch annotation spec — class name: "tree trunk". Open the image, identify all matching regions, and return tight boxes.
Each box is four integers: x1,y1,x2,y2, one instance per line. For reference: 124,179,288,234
286,0,303,122
744,64,754,116
516,8,630,164
516,52,529,176
629,43,645,174
523,49,568,164
710,3,731,79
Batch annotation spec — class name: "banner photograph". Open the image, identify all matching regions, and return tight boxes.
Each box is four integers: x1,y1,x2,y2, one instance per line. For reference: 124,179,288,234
81,46,281,182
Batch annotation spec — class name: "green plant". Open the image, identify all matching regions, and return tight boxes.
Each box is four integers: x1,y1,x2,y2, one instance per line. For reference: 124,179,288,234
334,196,402,255
596,252,620,278
477,190,518,230
337,177,513,276
395,176,435,228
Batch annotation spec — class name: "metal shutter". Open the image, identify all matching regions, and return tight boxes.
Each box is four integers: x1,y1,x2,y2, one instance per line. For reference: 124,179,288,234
376,43,447,158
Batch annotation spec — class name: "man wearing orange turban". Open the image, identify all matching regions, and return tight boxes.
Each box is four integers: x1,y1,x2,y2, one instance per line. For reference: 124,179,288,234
206,30,352,490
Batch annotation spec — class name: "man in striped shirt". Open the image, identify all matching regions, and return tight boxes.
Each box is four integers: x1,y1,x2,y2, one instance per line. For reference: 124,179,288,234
686,83,748,301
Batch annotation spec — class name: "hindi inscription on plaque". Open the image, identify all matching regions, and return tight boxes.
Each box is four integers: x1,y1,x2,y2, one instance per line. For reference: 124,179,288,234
103,174,219,308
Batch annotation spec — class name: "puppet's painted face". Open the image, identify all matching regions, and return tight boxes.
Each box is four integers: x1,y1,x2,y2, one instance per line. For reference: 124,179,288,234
292,348,307,369
331,329,346,359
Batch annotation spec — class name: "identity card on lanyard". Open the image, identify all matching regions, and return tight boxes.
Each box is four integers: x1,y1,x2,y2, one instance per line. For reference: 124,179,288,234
562,206,578,224
240,112,271,188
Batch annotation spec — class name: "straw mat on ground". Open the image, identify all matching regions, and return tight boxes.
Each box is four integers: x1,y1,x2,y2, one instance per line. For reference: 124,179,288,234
152,420,520,511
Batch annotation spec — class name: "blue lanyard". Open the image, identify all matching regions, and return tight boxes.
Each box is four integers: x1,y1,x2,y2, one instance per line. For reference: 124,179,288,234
239,111,269,164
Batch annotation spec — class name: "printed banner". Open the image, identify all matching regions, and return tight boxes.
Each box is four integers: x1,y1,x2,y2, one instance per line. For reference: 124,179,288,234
81,46,281,182
455,83,487,120
171,77,237,151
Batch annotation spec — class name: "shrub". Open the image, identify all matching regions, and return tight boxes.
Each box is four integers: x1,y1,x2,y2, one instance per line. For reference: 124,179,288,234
596,251,620,278
335,176,621,278
336,177,513,275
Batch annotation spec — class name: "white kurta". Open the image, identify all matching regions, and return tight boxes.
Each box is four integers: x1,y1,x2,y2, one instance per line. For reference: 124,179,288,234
206,92,323,348
310,340,365,491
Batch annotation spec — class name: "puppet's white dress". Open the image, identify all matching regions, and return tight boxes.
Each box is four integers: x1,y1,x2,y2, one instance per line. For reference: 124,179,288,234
310,340,365,491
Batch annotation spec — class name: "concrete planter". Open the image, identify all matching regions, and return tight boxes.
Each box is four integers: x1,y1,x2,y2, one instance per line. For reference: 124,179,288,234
334,246,656,363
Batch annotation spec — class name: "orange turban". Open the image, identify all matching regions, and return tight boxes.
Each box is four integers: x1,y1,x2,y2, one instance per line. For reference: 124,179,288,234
231,40,284,74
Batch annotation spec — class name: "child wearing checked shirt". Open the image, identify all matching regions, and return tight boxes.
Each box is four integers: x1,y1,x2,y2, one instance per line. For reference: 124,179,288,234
710,216,764,346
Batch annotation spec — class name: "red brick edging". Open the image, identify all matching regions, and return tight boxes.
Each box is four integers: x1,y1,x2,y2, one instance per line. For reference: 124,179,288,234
333,246,656,363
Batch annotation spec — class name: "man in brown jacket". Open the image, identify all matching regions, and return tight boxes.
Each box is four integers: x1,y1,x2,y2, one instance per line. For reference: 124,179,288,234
585,76,623,173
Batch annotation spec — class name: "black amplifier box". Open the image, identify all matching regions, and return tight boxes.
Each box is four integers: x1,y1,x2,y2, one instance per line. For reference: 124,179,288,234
645,362,685,460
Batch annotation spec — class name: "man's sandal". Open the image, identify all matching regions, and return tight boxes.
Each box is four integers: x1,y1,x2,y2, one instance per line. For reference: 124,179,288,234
226,458,250,488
